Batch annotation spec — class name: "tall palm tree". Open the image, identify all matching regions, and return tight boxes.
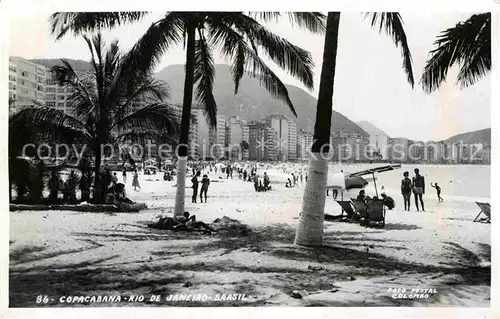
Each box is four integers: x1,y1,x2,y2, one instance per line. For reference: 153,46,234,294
421,13,491,93
50,11,325,216
9,33,179,203
294,12,415,246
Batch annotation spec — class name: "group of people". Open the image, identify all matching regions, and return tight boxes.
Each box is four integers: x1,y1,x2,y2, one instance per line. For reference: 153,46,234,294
285,172,307,188
149,211,217,234
118,168,141,191
401,168,443,212
356,189,395,210
191,171,211,203
254,172,271,192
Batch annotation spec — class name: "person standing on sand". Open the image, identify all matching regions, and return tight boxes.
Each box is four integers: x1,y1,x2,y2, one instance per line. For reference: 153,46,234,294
412,168,425,211
200,174,210,203
253,174,259,192
132,169,140,191
122,168,127,183
191,171,201,203
401,171,412,211
263,172,270,190
430,183,444,202
305,174,308,182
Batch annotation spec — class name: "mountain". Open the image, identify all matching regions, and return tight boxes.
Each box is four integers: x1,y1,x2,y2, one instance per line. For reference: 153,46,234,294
31,58,92,71
443,128,491,145
30,60,368,136
356,121,389,137
155,64,368,136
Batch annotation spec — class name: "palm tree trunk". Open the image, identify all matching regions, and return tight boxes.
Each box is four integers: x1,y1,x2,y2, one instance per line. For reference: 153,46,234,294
295,12,341,246
93,144,102,203
174,24,196,217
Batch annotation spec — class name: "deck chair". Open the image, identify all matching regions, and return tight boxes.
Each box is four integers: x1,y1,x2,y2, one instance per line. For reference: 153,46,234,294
474,202,491,223
351,198,369,220
336,200,358,222
366,199,386,227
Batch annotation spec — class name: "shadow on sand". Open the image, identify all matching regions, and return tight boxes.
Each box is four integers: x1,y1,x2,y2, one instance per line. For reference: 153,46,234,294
9,218,490,307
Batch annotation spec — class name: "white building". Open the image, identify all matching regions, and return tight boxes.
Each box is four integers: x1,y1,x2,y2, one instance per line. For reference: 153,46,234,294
297,130,313,161
265,114,297,161
9,57,47,115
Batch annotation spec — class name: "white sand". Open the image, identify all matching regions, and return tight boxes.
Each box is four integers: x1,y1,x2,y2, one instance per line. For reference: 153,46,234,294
9,166,491,306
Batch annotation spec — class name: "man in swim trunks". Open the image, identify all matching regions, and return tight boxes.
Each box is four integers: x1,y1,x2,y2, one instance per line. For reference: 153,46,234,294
412,168,425,211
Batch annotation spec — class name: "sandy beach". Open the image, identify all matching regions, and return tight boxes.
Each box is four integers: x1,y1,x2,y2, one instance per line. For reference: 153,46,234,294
9,164,491,307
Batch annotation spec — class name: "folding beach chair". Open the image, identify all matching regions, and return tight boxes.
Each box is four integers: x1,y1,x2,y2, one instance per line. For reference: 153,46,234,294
351,198,369,220
336,200,358,222
474,202,491,223
366,199,386,227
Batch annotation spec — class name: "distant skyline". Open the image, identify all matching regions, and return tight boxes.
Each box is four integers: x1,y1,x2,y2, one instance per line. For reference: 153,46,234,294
8,12,490,141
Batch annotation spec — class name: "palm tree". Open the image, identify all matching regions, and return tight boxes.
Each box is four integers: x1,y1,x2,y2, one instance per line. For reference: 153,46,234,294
294,12,415,246
421,13,491,92
9,33,179,203
50,11,325,216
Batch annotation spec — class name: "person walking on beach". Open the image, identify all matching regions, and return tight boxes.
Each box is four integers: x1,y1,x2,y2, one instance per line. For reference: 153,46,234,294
305,173,308,182
412,168,425,211
200,174,210,203
191,171,201,203
132,169,140,191
122,168,127,183
253,174,259,192
263,172,270,191
430,183,443,202
401,171,412,211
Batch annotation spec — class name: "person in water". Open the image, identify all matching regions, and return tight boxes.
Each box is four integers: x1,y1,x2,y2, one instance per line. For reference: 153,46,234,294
191,171,201,203
412,168,425,211
430,182,443,202
401,171,412,211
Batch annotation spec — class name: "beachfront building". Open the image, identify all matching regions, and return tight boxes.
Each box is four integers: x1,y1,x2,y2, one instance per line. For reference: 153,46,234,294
209,115,226,159
8,57,47,115
387,137,409,163
287,120,297,161
225,116,249,160
191,107,211,159
264,115,297,161
172,104,200,158
248,121,278,161
369,134,389,160
297,130,314,161
329,131,370,162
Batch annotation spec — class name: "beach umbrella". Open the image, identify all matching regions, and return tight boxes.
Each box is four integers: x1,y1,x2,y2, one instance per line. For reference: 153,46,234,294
347,164,401,196
345,176,369,190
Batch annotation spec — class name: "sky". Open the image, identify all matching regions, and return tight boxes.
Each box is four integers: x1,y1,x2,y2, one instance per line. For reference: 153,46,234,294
8,11,491,141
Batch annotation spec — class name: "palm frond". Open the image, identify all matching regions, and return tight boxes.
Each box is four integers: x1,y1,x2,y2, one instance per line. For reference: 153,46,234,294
209,22,297,117
112,78,171,124
120,12,184,78
112,103,180,136
218,14,315,90
116,130,178,146
364,12,414,87
247,12,326,34
10,106,91,144
287,12,326,34
194,35,217,128
50,12,149,40
51,59,97,120
421,13,490,92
